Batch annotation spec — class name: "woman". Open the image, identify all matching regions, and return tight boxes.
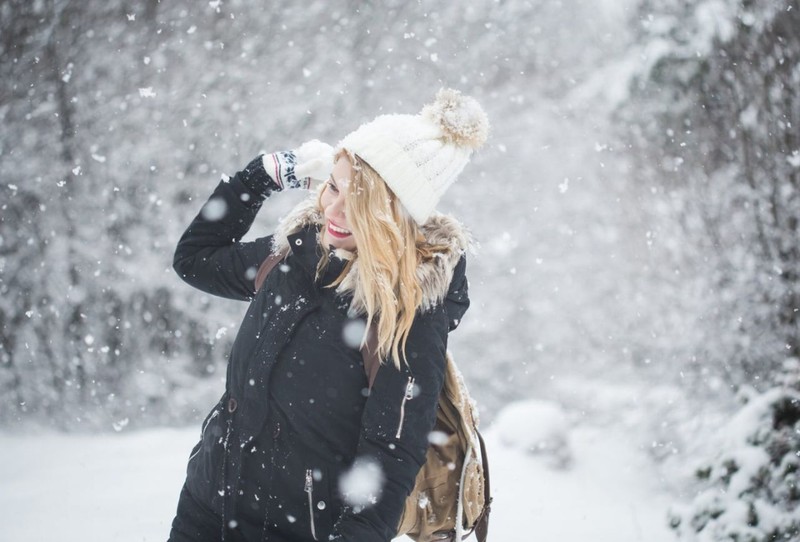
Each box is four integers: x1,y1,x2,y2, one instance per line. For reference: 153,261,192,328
169,88,488,542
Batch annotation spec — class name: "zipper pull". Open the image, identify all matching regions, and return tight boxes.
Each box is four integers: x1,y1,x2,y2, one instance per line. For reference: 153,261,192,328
396,377,416,439
304,468,318,541
404,377,415,400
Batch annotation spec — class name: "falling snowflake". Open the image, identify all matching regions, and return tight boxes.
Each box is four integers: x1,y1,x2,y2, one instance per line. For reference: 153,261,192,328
338,458,384,509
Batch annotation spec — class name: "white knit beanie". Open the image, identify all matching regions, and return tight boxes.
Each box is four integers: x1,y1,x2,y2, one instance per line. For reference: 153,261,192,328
338,88,489,225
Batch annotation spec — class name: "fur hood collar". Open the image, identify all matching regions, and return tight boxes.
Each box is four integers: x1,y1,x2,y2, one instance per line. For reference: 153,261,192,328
270,195,471,314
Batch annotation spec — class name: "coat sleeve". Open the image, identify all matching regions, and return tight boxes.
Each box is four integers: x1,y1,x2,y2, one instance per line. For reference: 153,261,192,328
172,156,279,301
329,306,450,542
445,254,470,332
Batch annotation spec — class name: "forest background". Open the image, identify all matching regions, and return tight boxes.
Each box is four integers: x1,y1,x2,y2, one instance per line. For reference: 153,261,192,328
1,0,798,539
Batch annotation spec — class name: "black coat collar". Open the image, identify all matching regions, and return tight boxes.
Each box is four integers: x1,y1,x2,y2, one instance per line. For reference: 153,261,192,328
286,225,349,284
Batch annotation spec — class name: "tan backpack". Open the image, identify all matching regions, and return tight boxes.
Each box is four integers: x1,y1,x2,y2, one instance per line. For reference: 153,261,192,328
256,253,492,542
381,352,491,542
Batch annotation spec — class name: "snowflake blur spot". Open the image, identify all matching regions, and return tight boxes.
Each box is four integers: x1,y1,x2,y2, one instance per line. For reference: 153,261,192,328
338,457,384,510
112,418,129,432
427,430,449,446
342,319,366,349
201,197,227,221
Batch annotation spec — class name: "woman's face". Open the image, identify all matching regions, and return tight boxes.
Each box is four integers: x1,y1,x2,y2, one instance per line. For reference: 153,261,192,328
320,155,357,252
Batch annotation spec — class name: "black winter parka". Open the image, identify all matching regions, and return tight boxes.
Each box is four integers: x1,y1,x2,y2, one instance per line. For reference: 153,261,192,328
173,156,470,542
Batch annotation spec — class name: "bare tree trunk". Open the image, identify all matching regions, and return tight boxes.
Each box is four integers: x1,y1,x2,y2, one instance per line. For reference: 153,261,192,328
0,311,25,411
44,0,88,400
144,0,159,23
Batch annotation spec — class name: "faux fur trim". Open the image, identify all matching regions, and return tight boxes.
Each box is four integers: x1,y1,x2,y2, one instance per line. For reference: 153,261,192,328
270,195,471,314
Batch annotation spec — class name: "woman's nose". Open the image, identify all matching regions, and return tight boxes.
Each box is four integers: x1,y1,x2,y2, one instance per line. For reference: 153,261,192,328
329,194,346,218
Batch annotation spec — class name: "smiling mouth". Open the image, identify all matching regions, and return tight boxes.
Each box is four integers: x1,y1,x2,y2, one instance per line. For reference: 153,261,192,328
327,222,352,239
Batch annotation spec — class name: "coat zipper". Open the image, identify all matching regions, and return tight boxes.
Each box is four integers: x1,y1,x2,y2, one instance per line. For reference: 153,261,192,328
396,377,416,439
304,469,319,541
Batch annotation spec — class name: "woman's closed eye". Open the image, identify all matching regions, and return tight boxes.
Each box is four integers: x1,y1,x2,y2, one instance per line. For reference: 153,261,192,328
327,179,339,193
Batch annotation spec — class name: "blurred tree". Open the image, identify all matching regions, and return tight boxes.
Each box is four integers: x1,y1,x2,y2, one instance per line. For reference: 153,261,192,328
0,0,221,428
0,0,642,428
621,0,799,389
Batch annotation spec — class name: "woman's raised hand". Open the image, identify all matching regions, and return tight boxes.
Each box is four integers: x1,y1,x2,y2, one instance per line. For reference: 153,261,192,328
263,140,334,191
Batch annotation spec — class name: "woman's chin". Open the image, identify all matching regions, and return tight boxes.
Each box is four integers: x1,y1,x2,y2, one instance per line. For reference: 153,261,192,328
322,231,356,251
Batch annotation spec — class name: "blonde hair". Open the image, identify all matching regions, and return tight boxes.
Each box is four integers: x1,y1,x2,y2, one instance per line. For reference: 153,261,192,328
317,150,446,369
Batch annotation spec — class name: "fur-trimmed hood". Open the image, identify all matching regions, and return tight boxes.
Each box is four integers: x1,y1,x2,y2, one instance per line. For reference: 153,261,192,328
270,195,471,315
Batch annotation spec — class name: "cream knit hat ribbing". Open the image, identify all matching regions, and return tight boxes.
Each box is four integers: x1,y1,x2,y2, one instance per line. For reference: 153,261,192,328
338,88,489,225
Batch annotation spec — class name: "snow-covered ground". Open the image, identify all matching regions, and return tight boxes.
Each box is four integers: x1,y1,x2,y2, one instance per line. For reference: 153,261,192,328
485,426,675,541
0,402,676,542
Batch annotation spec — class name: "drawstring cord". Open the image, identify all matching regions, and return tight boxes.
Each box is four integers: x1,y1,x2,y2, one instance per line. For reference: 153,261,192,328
260,420,280,541
220,414,233,541
454,443,473,541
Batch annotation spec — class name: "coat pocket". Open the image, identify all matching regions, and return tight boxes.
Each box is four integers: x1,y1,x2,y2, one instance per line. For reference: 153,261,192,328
186,399,227,513
304,466,340,540
265,437,337,541
189,406,220,462
304,469,320,541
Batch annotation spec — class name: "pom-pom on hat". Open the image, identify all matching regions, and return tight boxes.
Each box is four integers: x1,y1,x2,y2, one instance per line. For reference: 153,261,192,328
338,88,489,225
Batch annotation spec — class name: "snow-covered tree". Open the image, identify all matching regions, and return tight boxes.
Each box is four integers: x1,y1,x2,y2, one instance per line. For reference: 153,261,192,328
617,1,800,538
0,0,225,428
0,0,639,428
620,0,800,390
669,376,800,541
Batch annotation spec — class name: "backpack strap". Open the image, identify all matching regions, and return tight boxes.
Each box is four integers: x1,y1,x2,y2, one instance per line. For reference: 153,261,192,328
254,250,288,293
472,431,492,542
360,324,381,390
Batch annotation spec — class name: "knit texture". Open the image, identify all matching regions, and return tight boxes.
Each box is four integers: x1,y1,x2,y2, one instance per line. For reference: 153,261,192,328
338,89,489,224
